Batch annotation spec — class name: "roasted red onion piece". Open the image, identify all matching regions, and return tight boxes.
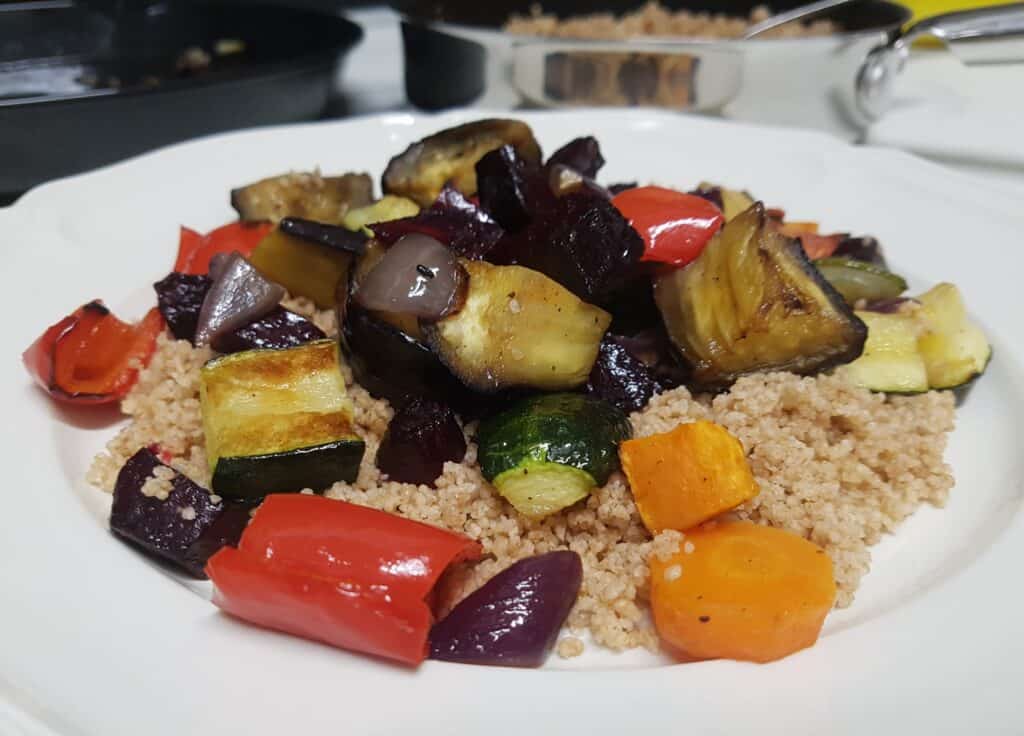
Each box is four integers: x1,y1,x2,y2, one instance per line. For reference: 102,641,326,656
429,551,583,667
376,398,467,486
545,136,605,179
354,233,467,321
154,272,212,344
194,252,285,349
279,217,369,255
370,185,505,261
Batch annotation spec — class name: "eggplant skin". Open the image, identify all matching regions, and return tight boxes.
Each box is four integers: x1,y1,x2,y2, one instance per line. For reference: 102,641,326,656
230,172,373,224
654,203,867,390
382,119,543,208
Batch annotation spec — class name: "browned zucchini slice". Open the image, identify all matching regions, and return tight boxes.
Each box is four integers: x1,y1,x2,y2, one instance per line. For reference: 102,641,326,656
382,119,542,207
422,260,610,393
654,203,867,389
231,172,373,224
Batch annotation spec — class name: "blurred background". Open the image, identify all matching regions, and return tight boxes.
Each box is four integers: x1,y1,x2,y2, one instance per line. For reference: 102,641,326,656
1,0,1022,202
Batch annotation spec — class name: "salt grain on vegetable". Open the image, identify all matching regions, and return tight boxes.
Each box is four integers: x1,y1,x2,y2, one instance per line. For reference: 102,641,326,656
683,541,695,555
663,564,682,582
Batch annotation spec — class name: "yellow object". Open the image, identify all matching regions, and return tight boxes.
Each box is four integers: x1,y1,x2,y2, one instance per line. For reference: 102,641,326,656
902,0,1019,47
249,227,352,309
619,420,760,533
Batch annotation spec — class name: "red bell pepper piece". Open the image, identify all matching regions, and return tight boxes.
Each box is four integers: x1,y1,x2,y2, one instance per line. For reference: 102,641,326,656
612,186,724,267
174,221,273,275
23,301,164,405
206,495,482,666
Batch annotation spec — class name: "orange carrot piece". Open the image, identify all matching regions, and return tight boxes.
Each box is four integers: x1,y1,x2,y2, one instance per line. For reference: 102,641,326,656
650,520,836,663
619,421,759,534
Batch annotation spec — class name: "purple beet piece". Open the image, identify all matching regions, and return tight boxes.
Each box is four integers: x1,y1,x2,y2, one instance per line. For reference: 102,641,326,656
376,398,467,486
181,502,254,577
429,551,583,667
612,329,690,390
545,136,605,179
586,336,660,413
370,185,505,260
475,144,547,232
110,448,247,579
216,306,325,354
833,236,886,268
607,181,637,196
154,272,212,343
493,190,643,304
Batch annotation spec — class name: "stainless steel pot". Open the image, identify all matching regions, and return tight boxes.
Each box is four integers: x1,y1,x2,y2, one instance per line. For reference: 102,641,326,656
393,0,1024,140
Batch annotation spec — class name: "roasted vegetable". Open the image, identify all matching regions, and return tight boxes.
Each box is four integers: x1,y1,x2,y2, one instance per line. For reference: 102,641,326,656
839,309,929,393
833,236,886,267
815,257,907,305
339,303,472,409
174,222,273,275
194,253,285,349
230,171,373,224
279,217,369,255
422,260,612,393
430,551,583,667
916,283,991,390
654,203,867,389
611,328,690,390
545,136,605,179
23,301,163,405
341,196,420,234
650,520,836,663
475,144,545,232
477,393,631,519
493,190,644,304
216,307,325,354
110,448,250,579
347,238,422,339
382,119,542,207
612,186,723,267
154,272,211,343
207,494,481,666
586,336,660,413
376,398,467,486
200,340,365,498
249,226,353,309
370,185,505,261
619,421,759,533
696,183,754,221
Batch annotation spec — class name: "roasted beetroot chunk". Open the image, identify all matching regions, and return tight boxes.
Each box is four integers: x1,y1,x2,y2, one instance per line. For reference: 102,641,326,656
110,448,248,579
376,398,467,486
607,181,638,196
494,191,644,304
586,336,660,413
475,144,546,232
217,307,325,354
612,329,690,390
154,272,212,343
370,185,505,261
545,136,605,179
429,551,583,667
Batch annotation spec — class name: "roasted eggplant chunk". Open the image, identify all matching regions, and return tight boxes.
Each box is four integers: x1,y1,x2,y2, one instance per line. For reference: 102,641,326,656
422,260,611,393
231,172,373,224
654,203,867,389
382,119,542,207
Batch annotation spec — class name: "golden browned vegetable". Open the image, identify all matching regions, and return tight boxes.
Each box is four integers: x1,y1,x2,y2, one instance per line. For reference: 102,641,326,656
230,171,373,224
249,227,352,309
382,119,542,207
654,203,866,389
422,260,610,392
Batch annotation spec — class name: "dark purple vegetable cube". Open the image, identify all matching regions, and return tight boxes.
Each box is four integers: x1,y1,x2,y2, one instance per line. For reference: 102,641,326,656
545,136,605,179
586,337,660,413
216,307,325,354
376,398,467,486
370,185,505,261
833,236,886,268
475,144,547,232
494,190,644,304
154,272,212,343
607,181,638,196
612,329,690,390
429,550,583,667
180,502,255,577
110,448,248,579
279,217,368,255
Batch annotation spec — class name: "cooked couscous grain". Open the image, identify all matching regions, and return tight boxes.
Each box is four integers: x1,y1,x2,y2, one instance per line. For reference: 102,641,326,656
89,307,956,653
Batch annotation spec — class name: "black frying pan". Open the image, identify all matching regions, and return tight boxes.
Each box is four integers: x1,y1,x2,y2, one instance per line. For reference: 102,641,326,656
0,0,363,197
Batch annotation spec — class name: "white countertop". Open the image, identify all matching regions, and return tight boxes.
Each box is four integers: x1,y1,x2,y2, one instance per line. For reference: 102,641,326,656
339,7,1024,193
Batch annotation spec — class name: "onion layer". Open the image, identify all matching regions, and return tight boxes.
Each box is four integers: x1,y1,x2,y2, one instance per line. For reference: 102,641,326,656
195,252,285,349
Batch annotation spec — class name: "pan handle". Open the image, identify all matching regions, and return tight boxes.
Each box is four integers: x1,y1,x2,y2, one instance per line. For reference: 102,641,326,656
857,3,1024,119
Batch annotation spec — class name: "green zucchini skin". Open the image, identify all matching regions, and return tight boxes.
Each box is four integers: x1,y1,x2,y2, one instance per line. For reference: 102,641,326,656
212,439,365,500
477,393,632,486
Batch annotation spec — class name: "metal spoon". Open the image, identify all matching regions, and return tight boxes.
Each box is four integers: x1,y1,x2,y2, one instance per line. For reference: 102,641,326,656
743,0,855,38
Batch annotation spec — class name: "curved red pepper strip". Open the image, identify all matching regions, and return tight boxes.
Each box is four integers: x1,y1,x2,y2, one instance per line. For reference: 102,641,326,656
174,222,273,275
612,186,724,268
23,301,164,405
206,495,482,666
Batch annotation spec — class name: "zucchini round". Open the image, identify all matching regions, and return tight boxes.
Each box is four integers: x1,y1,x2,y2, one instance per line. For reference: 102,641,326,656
477,393,631,519
815,257,907,305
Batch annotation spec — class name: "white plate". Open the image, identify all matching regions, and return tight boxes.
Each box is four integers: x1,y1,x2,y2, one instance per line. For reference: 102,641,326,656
2,110,1023,735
